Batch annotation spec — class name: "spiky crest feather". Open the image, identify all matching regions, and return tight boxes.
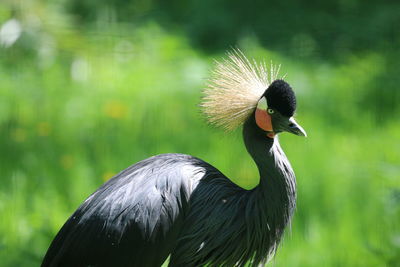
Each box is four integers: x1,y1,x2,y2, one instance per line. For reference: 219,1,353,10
201,49,282,131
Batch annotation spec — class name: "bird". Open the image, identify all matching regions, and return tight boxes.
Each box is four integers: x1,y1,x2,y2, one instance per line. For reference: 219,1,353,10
41,50,307,267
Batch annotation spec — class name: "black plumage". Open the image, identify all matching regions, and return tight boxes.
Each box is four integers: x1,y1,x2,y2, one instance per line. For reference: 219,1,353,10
264,79,297,117
42,52,306,267
42,112,296,267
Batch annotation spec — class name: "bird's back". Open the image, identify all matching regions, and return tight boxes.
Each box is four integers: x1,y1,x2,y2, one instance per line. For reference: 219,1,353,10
42,153,218,267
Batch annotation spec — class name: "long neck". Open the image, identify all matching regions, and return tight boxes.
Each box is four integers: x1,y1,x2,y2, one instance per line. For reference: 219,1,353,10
242,113,296,233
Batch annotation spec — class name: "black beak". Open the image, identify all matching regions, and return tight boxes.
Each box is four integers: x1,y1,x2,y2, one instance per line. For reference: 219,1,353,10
286,117,307,137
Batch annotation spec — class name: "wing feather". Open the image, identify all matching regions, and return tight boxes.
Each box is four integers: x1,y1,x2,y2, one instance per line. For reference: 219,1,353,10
42,154,205,267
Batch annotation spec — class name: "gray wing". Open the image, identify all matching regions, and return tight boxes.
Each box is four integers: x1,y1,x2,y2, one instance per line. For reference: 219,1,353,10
42,154,205,267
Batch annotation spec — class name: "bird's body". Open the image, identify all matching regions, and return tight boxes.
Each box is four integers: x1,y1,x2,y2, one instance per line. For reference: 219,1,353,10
42,50,306,267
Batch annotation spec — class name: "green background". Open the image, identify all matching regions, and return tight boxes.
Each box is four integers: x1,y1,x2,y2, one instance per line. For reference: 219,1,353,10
0,0,399,266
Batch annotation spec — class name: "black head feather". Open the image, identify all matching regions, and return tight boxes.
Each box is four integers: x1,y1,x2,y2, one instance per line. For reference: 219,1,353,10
264,79,296,117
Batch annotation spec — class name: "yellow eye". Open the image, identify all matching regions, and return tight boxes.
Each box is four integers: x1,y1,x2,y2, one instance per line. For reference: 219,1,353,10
267,108,274,114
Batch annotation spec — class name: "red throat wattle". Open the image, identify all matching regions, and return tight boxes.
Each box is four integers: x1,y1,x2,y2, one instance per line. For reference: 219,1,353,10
255,109,275,138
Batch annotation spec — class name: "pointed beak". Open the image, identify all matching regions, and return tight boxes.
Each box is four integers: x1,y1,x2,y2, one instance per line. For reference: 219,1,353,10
286,117,307,137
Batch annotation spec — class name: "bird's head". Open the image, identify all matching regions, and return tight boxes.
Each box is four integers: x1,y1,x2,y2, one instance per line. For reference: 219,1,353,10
255,79,307,138
202,49,307,139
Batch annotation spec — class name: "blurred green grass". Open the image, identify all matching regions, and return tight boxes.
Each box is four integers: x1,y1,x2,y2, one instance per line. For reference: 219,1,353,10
0,16,399,267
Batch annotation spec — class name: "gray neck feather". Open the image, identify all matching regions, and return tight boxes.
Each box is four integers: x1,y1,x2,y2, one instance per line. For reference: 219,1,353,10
242,113,296,263
171,113,297,266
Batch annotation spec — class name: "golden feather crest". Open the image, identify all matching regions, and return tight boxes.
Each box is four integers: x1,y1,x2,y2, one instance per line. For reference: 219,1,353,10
201,49,282,131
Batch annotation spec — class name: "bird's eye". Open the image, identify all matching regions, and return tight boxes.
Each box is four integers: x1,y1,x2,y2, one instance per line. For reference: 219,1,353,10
267,108,274,114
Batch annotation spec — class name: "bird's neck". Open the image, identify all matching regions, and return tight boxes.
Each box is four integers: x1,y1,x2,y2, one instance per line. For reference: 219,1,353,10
242,114,296,221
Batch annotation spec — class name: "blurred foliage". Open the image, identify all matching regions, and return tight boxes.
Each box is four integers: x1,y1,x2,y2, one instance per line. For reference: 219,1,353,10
0,0,399,266
65,0,400,55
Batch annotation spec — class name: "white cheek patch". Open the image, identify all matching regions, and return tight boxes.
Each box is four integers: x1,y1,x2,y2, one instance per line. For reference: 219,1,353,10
257,96,268,110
